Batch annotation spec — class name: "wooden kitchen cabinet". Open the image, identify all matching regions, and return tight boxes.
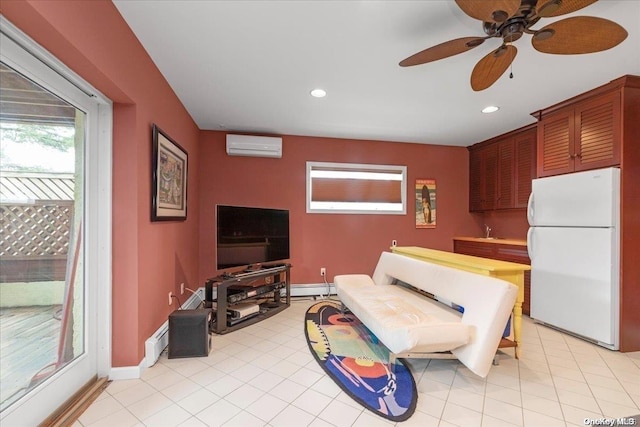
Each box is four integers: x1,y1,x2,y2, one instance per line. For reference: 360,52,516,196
469,125,536,212
514,130,536,208
454,238,531,316
536,90,621,178
469,143,497,211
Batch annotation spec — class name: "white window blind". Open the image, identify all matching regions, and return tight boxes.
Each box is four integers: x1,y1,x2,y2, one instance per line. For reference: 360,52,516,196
306,162,407,214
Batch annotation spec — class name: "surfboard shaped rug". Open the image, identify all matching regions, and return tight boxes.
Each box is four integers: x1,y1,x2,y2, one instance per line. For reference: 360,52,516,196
304,300,417,421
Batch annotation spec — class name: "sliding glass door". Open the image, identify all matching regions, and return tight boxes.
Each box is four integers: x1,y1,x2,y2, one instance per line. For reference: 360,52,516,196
0,23,111,426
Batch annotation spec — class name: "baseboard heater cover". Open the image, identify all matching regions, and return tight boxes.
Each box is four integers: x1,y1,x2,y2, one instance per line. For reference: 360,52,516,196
144,283,333,367
290,283,336,297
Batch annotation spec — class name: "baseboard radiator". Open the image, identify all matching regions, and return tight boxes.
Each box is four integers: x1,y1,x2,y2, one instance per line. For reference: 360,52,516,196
143,283,334,367
290,283,336,297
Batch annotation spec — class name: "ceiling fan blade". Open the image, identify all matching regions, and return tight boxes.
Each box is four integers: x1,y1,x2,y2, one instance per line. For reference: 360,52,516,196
399,37,485,67
471,44,517,91
455,0,521,23
536,0,597,18
532,16,628,54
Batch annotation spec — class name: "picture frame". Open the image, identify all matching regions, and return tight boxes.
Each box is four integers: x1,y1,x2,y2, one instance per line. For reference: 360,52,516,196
151,124,188,221
415,179,436,228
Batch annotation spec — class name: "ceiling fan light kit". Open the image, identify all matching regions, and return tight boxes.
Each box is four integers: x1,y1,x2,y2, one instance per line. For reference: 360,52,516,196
400,0,628,91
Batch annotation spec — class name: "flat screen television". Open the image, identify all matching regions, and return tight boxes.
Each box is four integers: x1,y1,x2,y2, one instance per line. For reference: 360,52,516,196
216,205,290,270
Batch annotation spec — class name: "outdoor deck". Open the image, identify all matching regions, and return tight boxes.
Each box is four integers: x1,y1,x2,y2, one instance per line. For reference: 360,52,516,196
0,305,61,411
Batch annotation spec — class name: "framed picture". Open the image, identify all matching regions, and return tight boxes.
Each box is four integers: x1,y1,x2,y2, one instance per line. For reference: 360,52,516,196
415,179,436,228
151,124,188,221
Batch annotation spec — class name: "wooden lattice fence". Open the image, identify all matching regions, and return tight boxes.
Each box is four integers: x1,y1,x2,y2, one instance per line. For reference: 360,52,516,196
0,201,73,282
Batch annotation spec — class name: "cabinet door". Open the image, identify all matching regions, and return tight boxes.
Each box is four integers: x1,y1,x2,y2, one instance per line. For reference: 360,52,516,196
482,143,498,210
453,240,495,258
514,129,536,208
497,138,515,209
574,91,621,171
469,144,498,211
537,108,574,177
469,147,483,212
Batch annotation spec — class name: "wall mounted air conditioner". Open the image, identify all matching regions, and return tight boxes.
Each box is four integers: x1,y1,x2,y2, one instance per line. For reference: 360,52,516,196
226,134,282,158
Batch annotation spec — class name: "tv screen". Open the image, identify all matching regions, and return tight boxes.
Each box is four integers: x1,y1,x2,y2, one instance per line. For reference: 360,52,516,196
216,205,290,270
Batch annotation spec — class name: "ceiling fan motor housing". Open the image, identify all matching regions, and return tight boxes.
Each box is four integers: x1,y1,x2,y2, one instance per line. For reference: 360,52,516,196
501,20,526,42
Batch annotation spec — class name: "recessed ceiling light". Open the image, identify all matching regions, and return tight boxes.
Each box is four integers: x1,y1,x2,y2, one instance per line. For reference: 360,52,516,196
310,88,327,98
482,105,500,113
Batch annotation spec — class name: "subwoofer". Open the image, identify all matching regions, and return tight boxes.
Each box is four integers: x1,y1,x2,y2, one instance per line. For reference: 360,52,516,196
168,309,212,359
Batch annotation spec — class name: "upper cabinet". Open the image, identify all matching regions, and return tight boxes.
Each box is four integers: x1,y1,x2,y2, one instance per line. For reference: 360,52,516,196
469,142,497,211
536,91,621,177
469,126,536,212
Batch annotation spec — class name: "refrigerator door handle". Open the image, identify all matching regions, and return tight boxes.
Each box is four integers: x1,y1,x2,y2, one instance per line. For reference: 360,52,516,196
527,192,534,225
527,227,534,259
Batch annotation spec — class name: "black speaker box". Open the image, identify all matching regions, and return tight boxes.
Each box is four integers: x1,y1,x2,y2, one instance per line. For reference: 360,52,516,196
168,309,212,359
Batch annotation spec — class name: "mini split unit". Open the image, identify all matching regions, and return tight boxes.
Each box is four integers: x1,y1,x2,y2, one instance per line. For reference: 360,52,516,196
226,134,282,158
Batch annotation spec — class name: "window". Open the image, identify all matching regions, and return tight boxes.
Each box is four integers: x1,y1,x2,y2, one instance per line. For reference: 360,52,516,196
306,161,407,214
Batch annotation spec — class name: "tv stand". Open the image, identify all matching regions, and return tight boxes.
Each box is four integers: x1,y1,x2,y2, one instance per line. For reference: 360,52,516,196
204,263,291,334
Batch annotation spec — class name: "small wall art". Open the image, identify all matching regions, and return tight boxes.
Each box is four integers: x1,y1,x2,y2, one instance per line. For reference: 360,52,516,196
415,179,436,228
151,124,188,221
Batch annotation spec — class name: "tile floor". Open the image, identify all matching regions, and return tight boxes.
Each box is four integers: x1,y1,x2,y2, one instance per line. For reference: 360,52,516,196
76,298,640,427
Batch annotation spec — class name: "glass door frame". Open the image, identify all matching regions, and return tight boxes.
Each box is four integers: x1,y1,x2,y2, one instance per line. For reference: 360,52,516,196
0,18,112,426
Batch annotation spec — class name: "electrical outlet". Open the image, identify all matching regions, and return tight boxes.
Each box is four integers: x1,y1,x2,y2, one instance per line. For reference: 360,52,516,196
320,267,326,277
180,283,185,295
168,292,173,306
392,239,397,247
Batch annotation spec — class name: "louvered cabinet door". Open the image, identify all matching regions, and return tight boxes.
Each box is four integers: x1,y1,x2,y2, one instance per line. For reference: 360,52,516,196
497,138,514,209
537,108,574,177
514,129,536,208
482,143,499,211
469,147,484,211
574,91,621,172
469,144,498,211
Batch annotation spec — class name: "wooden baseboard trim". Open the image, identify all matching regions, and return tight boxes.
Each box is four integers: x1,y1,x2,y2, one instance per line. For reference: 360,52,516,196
39,376,110,427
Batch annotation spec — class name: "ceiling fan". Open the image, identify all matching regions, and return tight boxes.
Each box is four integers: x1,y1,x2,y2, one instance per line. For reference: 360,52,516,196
400,0,628,91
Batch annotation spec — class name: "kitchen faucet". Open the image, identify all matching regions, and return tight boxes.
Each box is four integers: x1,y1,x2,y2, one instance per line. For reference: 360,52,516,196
485,224,492,238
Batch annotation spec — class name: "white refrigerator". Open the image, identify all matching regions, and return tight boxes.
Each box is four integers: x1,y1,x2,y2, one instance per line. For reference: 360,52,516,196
527,167,620,350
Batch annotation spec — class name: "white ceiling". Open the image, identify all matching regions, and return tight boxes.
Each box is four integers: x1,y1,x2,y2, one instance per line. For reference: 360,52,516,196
113,0,640,147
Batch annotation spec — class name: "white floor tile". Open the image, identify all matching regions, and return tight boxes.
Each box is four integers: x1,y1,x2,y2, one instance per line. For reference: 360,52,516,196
221,410,266,427
269,404,316,427
205,374,243,398
244,393,288,422
291,388,332,416
317,399,363,427
177,388,220,415
521,393,564,420
78,394,125,426
224,383,265,409
75,302,640,427
142,403,192,427
127,392,173,421
83,408,140,427
195,399,242,427
483,397,523,426
441,401,483,426
162,378,204,402
269,378,308,403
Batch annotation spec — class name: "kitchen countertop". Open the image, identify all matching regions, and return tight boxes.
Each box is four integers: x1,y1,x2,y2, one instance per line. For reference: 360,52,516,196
454,237,527,246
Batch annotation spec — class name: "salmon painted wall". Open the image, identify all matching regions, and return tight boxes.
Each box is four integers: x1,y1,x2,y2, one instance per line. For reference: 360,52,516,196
2,1,201,366
471,210,529,240
198,132,480,284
